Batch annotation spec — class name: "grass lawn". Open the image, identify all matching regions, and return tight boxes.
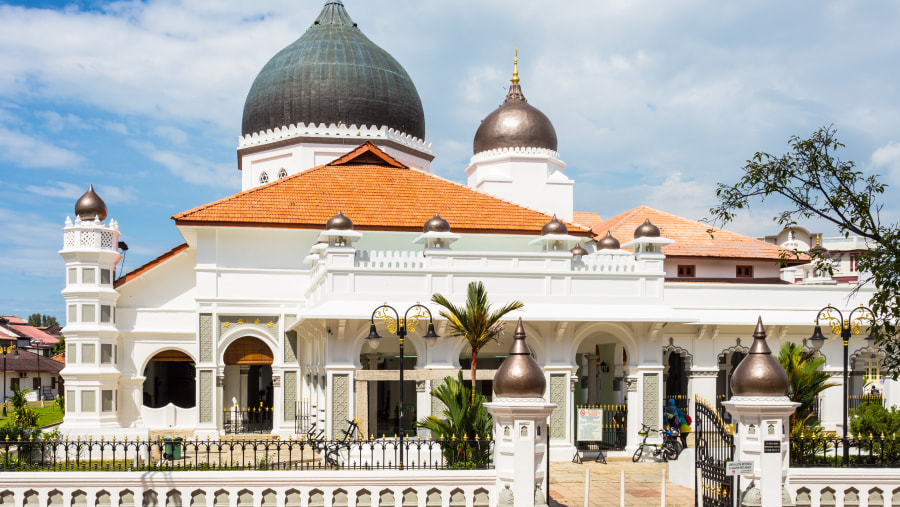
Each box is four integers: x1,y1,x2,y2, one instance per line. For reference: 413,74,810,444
0,401,64,428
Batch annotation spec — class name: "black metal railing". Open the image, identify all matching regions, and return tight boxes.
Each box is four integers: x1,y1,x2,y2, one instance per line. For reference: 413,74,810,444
791,435,900,467
294,399,312,435
695,396,735,507
849,394,883,412
0,436,494,472
223,404,273,434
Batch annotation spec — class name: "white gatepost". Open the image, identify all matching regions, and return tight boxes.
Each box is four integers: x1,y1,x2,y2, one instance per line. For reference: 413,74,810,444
722,317,798,507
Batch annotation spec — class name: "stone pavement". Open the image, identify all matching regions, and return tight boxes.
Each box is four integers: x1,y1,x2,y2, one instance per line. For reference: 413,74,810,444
548,457,694,506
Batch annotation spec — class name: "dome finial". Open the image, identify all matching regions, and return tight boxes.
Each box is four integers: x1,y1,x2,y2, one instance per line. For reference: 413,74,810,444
511,47,520,84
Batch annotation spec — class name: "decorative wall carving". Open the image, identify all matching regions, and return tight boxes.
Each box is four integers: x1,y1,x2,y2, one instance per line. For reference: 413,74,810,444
199,314,213,362
219,316,279,341
284,371,297,423
284,331,298,364
642,373,659,428
549,374,566,439
199,370,213,424
331,374,350,436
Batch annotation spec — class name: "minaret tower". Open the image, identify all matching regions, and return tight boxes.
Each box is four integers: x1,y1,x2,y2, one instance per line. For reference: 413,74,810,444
467,50,573,221
59,186,135,437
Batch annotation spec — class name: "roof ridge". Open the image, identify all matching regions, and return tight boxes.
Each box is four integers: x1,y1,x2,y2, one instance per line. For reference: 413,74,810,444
114,243,189,288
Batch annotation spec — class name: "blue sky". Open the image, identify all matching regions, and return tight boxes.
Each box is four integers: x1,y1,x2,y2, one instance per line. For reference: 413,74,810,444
2,0,900,320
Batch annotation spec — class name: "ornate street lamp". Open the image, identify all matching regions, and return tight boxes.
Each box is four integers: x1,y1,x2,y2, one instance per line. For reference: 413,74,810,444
808,304,875,466
366,302,439,469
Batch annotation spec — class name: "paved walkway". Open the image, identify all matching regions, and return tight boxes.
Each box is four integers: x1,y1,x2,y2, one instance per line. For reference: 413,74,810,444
549,457,694,506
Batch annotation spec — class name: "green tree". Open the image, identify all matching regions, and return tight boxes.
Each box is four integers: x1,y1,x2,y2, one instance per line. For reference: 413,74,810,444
777,342,836,432
709,126,900,374
431,281,524,400
26,314,59,328
416,372,492,467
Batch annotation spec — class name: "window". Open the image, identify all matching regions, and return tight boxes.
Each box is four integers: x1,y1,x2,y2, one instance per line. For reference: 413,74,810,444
677,265,695,278
10,378,19,390
68,268,77,284
82,304,96,322
101,344,114,364
736,265,754,278
101,305,112,323
278,168,287,179
101,269,111,285
865,357,882,382
82,267,96,284
82,344,96,364
81,390,96,412
66,390,75,412
67,305,76,324
259,172,269,184
33,377,41,390
69,343,77,363
101,390,114,412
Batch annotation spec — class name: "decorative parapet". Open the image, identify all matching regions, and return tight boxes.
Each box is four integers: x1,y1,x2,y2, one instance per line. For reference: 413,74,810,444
470,146,561,164
62,216,120,252
238,122,434,154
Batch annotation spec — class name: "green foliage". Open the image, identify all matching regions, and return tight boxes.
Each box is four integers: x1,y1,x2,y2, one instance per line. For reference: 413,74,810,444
416,372,492,467
6,387,39,428
777,342,837,431
708,126,900,376
431,281,524,400
850,403,900,439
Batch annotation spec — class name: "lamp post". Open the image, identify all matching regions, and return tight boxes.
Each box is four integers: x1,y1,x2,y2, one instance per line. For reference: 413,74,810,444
1,342,17,418
366,302,439,469
808,304,875,466
35,338,43,405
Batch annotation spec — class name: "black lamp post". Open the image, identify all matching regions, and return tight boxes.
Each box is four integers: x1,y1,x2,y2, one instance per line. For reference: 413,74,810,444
808,304,875,466
0,344,17,417
366,302,439,469
35,338,42,404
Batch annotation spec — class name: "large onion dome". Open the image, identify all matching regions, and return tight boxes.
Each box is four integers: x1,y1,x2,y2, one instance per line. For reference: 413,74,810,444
634,219,660,239
473,51,558,155
730,317,790,397
596,231,621,250
423,214,451,233
326,211,353,230
75,184,107,221
241,1,426,139
541,215,568,236
493,318,546,398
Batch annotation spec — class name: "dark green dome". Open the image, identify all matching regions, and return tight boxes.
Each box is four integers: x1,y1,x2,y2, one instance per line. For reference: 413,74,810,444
241,1,426,139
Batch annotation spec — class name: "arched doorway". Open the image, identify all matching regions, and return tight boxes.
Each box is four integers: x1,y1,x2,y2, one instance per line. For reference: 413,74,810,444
663,344,691,413
143,350,195,408
223,337,274,433
716,345,748,421
850,346,885,409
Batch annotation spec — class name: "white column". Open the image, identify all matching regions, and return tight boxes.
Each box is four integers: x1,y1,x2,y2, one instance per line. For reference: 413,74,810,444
688,370,717,420
722,397,799,506
883,378,900,409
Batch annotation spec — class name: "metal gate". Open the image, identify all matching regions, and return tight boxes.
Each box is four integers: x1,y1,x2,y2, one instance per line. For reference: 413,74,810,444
694,396,735,507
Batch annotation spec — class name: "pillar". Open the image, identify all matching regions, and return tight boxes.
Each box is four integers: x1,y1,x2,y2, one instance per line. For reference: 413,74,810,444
485,400,557,507
688,369,717,420
722,398,799,506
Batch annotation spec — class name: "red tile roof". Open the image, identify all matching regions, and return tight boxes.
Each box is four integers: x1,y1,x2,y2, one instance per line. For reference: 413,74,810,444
573,211,602,229
0,317,59,345
593,205,804,262
174,142,591,236
114,243,189,289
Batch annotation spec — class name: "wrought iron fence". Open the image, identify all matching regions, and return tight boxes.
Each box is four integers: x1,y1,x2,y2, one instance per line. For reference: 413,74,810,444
294,399,312,435
849,394,884,412
791,435,900,467
573,403,627,455
694,396,735,507
0,436,494,472
223,404,273,434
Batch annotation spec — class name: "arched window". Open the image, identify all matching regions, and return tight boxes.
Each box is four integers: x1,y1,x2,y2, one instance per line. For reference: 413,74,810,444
259,172,269,184
278,168,287,179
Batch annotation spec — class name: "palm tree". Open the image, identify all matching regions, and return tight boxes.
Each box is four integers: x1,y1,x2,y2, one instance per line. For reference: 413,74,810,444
777,342,837,432
431,281,524,400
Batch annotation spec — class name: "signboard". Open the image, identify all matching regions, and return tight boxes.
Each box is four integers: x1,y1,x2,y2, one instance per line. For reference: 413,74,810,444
576,408,604,441
764,440,781,453
726,461,753,476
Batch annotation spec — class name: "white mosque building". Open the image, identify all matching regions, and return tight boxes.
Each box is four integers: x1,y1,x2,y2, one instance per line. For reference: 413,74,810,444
58,0,890,459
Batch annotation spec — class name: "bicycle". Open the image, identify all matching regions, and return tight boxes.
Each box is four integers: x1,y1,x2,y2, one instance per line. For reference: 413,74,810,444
632,423,682,462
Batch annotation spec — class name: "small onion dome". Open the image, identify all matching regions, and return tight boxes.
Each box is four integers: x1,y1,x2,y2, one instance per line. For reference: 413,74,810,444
730,317,790,397
423,214,451,233
326,211,353,230
570,243,588,257
596,231,621,250
75,184,107,221
493,318,546,398
634,218,660,239
541,215,568,236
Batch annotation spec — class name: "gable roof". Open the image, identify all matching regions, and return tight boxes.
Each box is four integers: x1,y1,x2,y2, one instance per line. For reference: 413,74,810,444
174,142,590,236
592,205,802,262
114,243,189,289
0,317,59,345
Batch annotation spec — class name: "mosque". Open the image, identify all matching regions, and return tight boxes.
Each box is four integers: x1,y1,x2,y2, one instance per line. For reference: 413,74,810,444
58,0,888,459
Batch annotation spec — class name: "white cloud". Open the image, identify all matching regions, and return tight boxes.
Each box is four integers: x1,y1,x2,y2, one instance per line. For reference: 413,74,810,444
0,126,83,168
871,142,900,185
0,207,63,278
35,111,93,132
133,141,239,189
154,125,189,146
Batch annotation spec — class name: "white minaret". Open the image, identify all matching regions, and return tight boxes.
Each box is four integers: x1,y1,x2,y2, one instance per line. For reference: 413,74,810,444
466,51,574,222
59,186,140,438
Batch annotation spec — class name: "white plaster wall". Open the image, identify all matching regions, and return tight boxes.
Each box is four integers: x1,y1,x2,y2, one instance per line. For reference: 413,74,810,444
467,153,573,222
665,258,782,279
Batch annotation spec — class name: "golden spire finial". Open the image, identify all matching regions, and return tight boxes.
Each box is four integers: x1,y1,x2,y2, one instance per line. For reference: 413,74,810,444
511,47,520,84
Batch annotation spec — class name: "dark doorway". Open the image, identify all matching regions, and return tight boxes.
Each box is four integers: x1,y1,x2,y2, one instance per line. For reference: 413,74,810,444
143,350,196,408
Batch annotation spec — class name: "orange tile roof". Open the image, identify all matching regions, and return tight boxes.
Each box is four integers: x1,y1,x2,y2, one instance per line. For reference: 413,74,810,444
174,142,591,236
114,243,189,288
593,205,804,262
573,211,602,229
